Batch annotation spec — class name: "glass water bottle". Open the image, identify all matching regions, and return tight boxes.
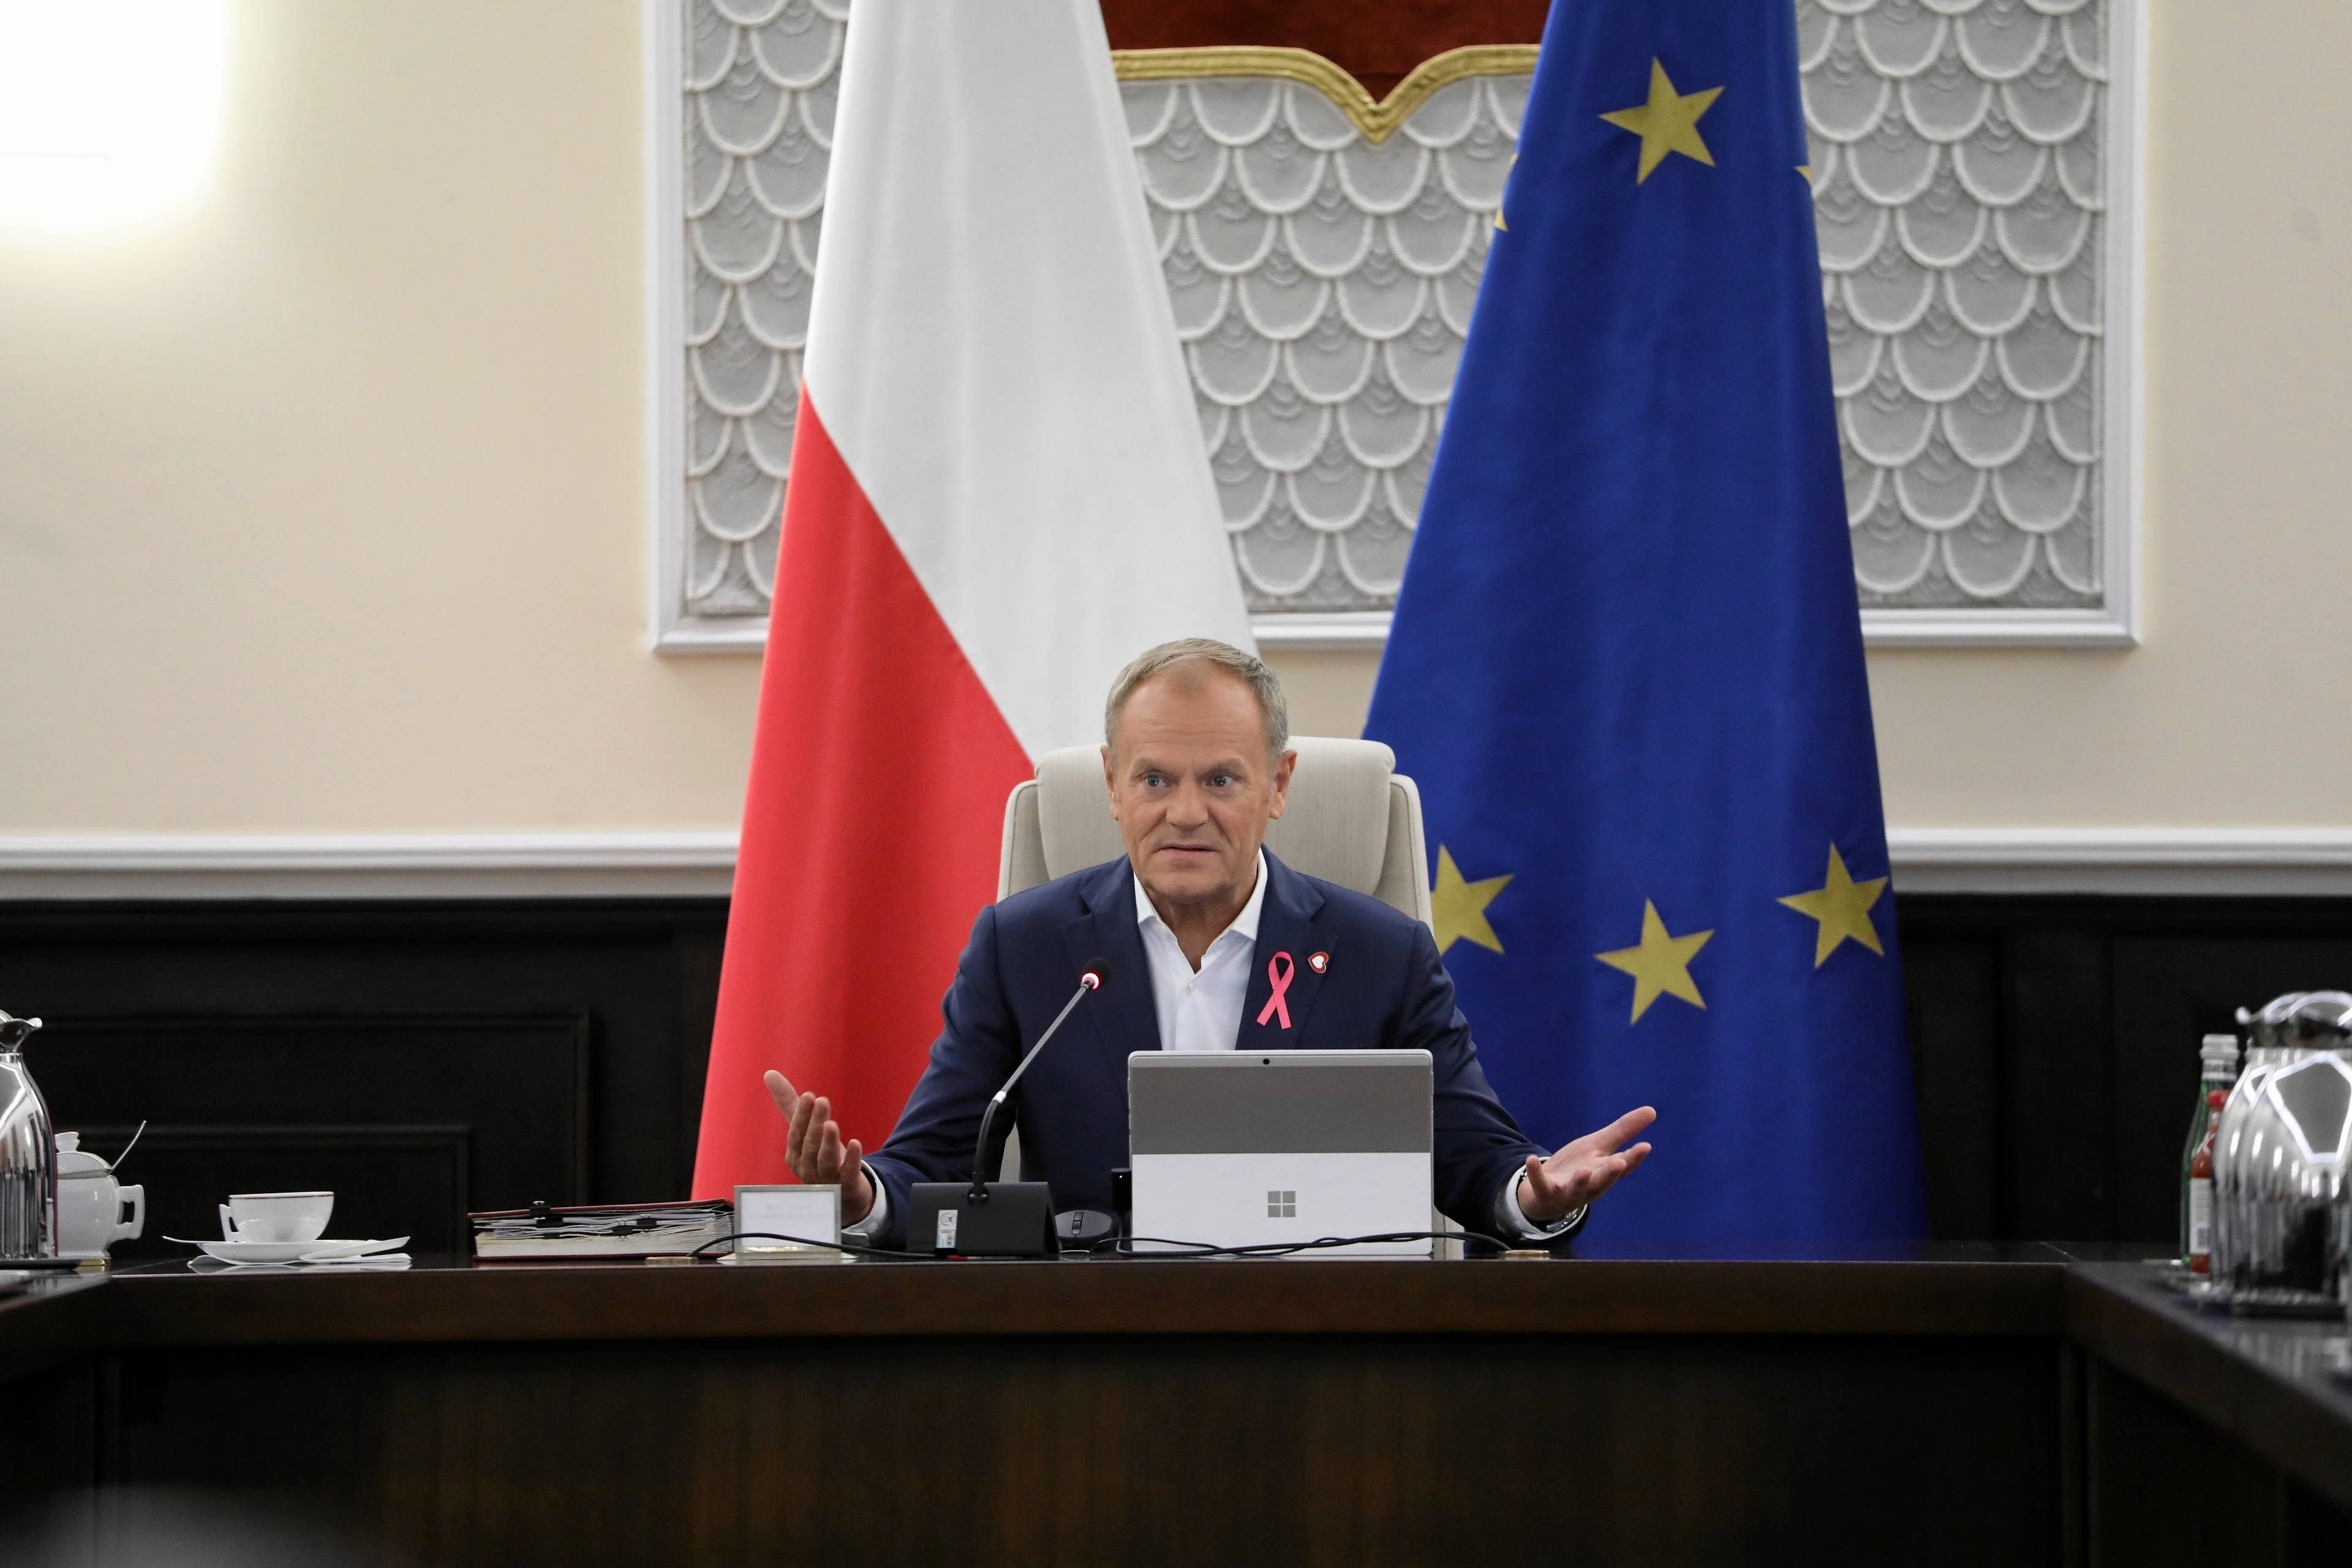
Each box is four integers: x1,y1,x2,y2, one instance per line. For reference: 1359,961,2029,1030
2181,1033,2239,1269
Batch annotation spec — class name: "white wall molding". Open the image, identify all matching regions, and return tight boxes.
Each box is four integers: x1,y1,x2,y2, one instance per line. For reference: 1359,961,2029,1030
655,618,766,657
0,832,740,900
643,0,698,655
1253,604,2155,655
1858,605,2139,650
1887,829,2352,897
669,603,2146,659
1252,612,1393,652
8,824,2352,900
2105,0,2149,648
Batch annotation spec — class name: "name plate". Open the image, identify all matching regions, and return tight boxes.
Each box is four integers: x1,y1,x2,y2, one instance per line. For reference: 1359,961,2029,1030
731,1185,846,1263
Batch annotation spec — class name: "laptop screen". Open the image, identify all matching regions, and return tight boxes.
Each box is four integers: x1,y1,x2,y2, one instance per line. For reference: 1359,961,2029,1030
1129,1052,1432,1155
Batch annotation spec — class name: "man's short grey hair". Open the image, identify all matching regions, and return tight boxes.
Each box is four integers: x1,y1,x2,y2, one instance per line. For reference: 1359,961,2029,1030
1104,638,1289,763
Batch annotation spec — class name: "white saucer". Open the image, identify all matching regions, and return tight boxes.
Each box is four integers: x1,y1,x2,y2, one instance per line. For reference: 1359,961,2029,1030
166,1235,408,1265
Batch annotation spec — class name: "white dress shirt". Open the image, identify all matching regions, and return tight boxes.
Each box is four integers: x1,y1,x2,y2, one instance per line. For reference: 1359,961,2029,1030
1136,848,1271,1055
851,851,1574,1242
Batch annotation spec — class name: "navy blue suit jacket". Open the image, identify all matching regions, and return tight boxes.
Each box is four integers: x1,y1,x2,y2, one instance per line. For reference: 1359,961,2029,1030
864,850,1554,1248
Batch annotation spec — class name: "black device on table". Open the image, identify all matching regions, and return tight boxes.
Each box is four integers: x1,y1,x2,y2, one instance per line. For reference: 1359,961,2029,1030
906,959,1112,1257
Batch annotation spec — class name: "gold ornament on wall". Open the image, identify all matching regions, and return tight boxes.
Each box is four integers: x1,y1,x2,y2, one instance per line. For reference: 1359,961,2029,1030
1112,45,1540,145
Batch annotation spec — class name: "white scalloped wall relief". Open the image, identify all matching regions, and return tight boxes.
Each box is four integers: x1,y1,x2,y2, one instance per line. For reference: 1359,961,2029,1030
1127,72,1521,614
665,0,2124,634
681,0,842,619
1806,0,2113,611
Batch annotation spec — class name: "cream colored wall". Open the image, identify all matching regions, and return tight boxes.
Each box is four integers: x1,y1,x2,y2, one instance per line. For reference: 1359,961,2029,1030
0,2,2342,837
1858,0,2352,829
0,2,760,833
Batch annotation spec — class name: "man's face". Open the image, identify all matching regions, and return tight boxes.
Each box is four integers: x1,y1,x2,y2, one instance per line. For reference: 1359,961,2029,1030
1103,669,1295,912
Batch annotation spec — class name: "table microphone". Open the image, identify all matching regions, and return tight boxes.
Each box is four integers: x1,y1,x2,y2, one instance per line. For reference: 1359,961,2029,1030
970,957,1110,1197
907,957,1111,1257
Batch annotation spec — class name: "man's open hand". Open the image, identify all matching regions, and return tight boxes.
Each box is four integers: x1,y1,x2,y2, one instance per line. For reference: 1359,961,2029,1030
765,1070,876,1225
1516,1104,1656,1227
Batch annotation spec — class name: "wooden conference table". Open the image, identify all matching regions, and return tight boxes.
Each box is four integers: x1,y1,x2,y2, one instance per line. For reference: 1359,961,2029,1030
1,1243,2348,1566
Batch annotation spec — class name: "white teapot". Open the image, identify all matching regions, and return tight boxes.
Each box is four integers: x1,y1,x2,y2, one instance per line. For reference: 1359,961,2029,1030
55,1131,145,1260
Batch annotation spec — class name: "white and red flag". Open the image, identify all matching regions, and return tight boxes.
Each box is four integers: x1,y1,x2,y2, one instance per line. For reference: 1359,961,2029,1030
692,0,1253,1195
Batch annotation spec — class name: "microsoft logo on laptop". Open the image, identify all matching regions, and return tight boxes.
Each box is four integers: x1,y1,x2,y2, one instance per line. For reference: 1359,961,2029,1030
1265,1190,1296,1219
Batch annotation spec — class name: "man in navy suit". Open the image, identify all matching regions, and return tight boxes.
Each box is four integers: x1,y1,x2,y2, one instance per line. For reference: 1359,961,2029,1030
767,639,1655,1248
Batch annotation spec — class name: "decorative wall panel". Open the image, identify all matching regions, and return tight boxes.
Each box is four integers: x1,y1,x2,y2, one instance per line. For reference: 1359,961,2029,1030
1804,0,2119,617
653,0,2133,647
1125,60,1526,614
676,0,845,619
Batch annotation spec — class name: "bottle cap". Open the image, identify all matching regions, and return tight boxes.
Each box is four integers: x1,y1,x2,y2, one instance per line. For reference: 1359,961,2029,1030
2200,1034,2239,1058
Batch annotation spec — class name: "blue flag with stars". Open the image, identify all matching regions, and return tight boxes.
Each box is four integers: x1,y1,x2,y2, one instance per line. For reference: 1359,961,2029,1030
1365,0,1927,1251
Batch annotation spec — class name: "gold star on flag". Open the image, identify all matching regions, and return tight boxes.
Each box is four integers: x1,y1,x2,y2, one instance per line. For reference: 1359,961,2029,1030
1599,59,1724,184
1431,846,1511,957
1777,846,1889,967
1595,900,1714,1023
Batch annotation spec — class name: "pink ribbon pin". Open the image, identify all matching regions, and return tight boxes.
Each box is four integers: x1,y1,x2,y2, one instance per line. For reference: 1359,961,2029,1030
1256,951,1295,1030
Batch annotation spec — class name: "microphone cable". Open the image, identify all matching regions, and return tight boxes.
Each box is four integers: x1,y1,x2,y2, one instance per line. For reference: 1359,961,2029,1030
1098,1229,1534,1259
686,1227,1550,1261
688,1231,943,1262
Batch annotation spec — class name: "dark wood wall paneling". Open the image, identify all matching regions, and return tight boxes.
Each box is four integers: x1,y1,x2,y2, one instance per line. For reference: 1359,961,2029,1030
1899,897,2352,1246
9,894,2352,1255
0,901,724,1257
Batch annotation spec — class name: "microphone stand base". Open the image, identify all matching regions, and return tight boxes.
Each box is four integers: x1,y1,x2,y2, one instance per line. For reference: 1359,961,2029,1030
908,1182,1057,1257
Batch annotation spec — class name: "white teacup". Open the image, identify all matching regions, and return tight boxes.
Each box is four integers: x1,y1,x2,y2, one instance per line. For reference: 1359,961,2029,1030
224,1191,334,1244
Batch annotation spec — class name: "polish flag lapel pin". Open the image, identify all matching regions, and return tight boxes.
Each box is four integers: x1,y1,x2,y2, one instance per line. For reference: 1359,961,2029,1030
1308,951,1329,974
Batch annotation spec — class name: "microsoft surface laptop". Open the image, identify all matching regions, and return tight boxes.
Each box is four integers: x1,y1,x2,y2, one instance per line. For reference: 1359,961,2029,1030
1127,1049,1434,1258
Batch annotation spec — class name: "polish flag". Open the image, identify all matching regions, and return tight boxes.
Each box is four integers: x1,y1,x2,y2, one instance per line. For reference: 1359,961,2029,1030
691,1,1254,1195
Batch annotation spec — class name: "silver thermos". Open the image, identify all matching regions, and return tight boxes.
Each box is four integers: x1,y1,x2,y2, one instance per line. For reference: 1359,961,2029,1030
2212,991,2352,1300
0,1008,58,1261
2211,993,2299,1289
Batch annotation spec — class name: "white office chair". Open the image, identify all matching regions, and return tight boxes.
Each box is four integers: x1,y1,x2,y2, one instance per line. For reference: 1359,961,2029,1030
997,736,1434,925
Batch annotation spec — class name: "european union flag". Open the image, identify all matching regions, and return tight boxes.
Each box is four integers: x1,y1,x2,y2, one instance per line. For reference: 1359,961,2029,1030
1365,0,1927,1251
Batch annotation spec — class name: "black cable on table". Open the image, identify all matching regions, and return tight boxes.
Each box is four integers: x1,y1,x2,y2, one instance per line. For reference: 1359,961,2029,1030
688,1227,1541,1262
687,1231,937,1261
1100,1229,1528,1259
